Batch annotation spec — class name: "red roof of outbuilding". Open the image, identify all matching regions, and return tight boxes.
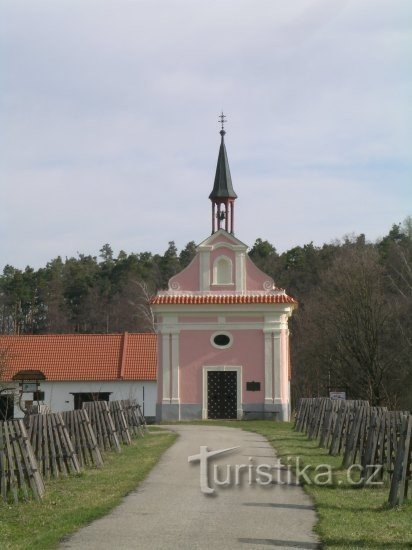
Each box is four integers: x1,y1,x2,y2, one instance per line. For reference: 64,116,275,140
150,294,297,305
0,333,157,382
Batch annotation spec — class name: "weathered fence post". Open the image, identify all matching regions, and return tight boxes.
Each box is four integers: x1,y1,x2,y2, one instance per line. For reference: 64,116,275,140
388,414,412,507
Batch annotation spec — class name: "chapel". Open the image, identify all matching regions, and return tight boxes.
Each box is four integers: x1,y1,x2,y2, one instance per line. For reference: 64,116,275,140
151,120,297,421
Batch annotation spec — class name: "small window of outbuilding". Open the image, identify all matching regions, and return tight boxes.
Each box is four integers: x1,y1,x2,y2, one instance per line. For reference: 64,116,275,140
71,392,112,410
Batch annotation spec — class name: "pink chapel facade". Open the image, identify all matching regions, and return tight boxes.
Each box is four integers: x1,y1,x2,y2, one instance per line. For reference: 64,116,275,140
150,124,297,421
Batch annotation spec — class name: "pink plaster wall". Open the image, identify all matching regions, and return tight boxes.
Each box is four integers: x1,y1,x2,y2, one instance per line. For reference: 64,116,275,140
225,316,264,323
164,233,276,293
178,316,218,323
168,254,200,291
210,285,236,291
179,329,264,404
208,233,239,246
245,255,275,291
210,246,236,265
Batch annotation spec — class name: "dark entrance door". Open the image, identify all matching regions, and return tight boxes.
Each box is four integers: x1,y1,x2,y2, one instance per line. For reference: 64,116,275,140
207,371,237,419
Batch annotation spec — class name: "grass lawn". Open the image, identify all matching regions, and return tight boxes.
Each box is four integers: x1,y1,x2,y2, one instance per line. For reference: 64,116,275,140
2,421,409,549
166,420,412,550
0,430,177,550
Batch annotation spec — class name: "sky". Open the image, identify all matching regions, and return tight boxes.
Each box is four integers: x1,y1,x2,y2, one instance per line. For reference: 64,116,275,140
1,0,411,270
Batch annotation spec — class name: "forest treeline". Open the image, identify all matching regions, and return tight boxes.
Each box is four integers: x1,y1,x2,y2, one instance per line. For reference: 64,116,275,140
1,218,411,408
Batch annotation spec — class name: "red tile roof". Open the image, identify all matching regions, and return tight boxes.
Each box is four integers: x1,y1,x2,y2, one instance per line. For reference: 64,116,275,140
0,333,157,382
150,294,297,305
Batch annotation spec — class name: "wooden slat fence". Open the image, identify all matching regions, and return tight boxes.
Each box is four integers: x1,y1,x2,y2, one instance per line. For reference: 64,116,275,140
388,414,412,506
295,397,412,505
295,398,315,433
359,410,398,484
82,401,121,453
342,404,370,468
136,403,147,433
120,400,143,436
109,401,132,445
307,397,329,441
319,399,344,448
0,419,45,503
120,400,147,436
61,410,104,468
26,404,51,415
329,401,373,457
26,413,81,480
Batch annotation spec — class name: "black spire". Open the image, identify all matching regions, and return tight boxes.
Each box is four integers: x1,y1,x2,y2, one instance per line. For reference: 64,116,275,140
209,114,237,200
209,113,237,234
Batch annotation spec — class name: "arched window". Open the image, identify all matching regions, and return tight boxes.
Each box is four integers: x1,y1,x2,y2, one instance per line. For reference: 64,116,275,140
213,256,232,285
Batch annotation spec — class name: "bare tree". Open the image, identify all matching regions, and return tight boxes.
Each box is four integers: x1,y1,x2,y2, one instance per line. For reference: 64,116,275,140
103,277,156,333
292,245,407,407
384,238,412,408
131,280,155,332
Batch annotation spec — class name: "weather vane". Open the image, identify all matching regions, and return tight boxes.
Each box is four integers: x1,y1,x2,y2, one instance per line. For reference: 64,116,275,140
218,111,227,133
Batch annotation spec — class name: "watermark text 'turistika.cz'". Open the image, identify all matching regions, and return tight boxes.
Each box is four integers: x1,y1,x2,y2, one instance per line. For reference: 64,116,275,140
188,446,383,495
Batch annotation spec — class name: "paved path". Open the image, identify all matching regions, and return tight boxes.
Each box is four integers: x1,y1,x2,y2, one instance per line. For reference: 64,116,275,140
61,425,319,549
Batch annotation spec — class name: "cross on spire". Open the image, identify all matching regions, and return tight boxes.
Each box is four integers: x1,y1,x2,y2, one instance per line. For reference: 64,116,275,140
218,112,227,135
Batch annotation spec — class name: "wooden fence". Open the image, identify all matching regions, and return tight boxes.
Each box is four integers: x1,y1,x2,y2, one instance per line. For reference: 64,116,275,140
109,401,132,445
61,409,104,468
1,398,147,504
388,414,412,506
136,403,147,432
295,397,411,506
120,399,146,436
82,401,121,452
26,404,51,415
0,419,45,503
26,412,81,479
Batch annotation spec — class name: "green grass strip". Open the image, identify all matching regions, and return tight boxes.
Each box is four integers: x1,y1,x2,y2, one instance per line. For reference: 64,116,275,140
0,431,177,550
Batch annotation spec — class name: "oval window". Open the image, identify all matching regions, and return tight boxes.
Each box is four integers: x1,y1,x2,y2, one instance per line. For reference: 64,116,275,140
214,334,230,346
211,332,233,349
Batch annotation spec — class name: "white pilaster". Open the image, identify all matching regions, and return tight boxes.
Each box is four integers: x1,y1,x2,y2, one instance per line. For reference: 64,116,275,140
161,333,171,403
281,329,290,402
273,332,281,399
264,331,273,403
235,251,245,292
199,249,210,291
171,332,180,404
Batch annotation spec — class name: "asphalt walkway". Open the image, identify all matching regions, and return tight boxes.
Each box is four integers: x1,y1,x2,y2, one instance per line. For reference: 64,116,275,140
61,425,319,549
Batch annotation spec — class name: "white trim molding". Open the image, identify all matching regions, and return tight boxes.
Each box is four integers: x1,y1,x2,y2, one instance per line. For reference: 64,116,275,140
235,251,246,292
171,332,180,404
263,328,282,404
199,248,211,291
160,327,180,406
161,333,171,403
264,332,273,403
